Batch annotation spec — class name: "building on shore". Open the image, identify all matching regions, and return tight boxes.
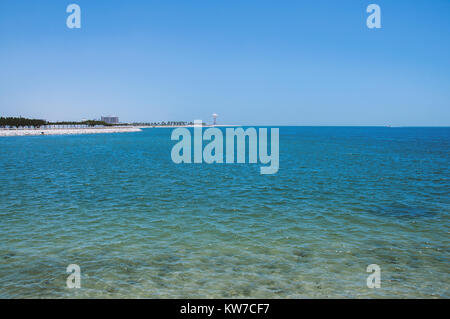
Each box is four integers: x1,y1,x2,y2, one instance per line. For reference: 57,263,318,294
101,116,119,124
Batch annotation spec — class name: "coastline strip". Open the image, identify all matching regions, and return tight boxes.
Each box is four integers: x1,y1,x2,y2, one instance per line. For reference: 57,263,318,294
0,126,142,137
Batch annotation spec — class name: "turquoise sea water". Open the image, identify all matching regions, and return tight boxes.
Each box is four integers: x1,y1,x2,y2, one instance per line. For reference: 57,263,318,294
0,127,449,298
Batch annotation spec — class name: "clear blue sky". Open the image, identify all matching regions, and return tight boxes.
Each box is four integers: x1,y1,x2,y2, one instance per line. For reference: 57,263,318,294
0,0,449,125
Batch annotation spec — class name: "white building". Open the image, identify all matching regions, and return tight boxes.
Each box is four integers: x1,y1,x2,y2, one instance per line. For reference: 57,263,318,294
101,116,119,124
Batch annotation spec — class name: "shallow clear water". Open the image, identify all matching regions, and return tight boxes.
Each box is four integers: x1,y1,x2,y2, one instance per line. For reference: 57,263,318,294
0,127,449,298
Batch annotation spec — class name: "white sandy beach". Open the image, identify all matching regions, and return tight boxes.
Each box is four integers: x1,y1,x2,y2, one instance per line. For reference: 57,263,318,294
0,126,142,137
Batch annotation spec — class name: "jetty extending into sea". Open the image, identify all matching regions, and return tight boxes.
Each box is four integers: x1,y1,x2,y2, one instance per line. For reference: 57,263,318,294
0,126,141,137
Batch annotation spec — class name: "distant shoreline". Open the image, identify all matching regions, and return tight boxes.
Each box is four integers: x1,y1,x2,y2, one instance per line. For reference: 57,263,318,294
140,124,240,128
0,125,244,137
0,126,142,137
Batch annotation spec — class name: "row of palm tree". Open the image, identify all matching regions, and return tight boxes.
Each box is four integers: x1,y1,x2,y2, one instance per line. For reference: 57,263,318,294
0,117,201,128
132,121,194,126
48,120,112,127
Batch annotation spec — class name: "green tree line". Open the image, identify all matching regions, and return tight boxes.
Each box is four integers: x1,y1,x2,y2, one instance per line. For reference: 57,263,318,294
0,117,47,128
0,117,111,128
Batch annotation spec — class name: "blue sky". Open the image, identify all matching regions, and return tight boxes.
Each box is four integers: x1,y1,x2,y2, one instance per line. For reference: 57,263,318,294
0,0,449,125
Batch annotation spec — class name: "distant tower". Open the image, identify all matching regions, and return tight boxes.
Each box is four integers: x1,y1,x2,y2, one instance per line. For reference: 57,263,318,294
212,113,218,126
